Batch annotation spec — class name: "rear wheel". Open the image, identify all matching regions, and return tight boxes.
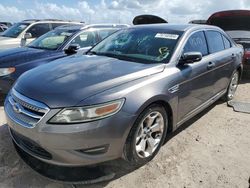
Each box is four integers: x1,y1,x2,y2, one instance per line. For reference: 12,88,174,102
124,104,168,166
223,71,239,102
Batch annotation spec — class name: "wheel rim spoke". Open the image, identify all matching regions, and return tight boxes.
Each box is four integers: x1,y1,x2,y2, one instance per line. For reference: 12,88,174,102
136,139,146,153
150,123,161,133
145,115,155,127
147,137,156,153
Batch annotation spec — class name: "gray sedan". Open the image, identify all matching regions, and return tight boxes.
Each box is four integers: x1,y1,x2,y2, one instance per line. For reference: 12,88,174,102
5,24,243,168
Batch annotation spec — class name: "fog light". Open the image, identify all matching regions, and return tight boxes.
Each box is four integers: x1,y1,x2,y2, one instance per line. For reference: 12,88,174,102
76,144,109,155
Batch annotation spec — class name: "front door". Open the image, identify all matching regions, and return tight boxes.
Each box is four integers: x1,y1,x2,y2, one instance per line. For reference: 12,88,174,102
177,31,215,122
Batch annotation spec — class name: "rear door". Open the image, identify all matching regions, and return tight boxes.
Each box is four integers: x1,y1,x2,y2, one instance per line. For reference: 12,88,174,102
178,31,215,121
204,30,236,95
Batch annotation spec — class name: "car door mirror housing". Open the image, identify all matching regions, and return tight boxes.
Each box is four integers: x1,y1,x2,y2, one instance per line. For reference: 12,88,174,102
180,52,202,65
24,32,32,39
64,44,80,55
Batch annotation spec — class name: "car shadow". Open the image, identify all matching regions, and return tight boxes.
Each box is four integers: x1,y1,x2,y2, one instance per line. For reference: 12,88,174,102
240,77,250,85
74,101,222,187
0,100,222,188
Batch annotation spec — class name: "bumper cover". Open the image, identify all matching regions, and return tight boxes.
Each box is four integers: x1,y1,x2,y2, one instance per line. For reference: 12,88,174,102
5,97,136,166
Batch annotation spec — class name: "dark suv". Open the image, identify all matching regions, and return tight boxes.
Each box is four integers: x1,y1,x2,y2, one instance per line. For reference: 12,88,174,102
5,24,243,169
0,24,128,101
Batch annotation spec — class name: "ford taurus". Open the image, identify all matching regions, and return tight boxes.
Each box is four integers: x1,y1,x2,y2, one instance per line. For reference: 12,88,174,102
5,24,243,167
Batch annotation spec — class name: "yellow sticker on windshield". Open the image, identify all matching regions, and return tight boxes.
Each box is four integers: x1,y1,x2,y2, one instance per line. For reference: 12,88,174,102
155,33,179,40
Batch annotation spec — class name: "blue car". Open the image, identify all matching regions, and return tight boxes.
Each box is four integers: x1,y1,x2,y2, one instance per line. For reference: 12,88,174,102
0,24,128,100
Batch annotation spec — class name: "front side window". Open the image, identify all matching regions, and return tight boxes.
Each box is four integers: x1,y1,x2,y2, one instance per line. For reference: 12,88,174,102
28,29,76,50
1,22,30,38
184,31,208,56
26,23,50,38
69,30,97,48
206,31,225,53
90,28,183,64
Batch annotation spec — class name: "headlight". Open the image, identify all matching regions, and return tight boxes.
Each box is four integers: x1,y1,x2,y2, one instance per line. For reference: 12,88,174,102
49,99,125,124
0,67,15,76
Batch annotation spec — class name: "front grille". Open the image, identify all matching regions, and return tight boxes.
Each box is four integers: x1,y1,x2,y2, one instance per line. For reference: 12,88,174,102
10,129,52,160
5,89,49,128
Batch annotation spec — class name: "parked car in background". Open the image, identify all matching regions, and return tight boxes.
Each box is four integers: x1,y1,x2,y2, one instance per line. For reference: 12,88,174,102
207,10,250,76
0,24,8,33
5,24,243,169
0,19,81,51
0,24,128,101
0,22,12,28
189,20,207,24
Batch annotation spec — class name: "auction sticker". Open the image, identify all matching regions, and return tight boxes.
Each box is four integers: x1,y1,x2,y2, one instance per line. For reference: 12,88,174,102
155,33,179,40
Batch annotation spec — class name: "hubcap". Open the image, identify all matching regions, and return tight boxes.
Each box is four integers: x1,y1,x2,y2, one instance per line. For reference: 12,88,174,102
228,72,239,100
135,111,164,158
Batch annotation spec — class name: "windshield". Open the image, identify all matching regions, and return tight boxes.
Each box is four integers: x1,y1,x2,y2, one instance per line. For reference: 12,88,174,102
90,28,183,64
28,29,76,50
1,22,30,38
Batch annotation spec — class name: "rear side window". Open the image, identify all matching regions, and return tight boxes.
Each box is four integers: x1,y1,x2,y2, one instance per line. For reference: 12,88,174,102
52,23,67,29
26,23,50,38
205,31,225,53
96,29,117,40
222,35,231,49
70,30,97,48
184,31,208,56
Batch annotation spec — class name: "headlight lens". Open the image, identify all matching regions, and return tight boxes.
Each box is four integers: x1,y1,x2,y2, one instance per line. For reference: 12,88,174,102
0,67,15,76
49,99,125,124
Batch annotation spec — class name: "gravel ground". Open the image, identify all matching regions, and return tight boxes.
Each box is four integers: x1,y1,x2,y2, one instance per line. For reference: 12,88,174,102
0,79,249,188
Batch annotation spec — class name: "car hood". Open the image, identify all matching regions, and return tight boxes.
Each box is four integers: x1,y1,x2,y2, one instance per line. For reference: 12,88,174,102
15,55,165,108
0,36,20,50
0,47,59,67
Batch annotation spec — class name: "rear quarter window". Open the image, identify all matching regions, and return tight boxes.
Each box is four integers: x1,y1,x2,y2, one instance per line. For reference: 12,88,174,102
222,35,231,49
205,31,225,53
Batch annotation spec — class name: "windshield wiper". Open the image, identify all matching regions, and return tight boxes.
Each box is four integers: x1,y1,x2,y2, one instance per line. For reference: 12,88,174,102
86,50,98,55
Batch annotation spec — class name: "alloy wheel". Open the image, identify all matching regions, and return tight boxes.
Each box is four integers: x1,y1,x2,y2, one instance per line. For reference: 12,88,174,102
227,72,239,100
135,111,164,158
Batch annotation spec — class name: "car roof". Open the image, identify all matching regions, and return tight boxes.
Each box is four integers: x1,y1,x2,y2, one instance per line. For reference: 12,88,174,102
21,19,82,24
55,23,130,31
129,23,219,32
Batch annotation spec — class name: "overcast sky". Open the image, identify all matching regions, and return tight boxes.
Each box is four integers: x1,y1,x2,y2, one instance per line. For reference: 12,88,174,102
1,0,250,24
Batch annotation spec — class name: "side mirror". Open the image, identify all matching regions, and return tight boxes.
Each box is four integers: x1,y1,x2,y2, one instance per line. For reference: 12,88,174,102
179,52,202,65
64,44,80,55
24,32,32,39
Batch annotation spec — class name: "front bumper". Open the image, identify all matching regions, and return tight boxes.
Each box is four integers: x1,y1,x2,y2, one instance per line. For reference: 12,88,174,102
5,91,136,167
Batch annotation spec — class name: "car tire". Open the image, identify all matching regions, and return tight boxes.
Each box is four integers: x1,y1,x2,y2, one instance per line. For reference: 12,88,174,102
124,104,168,166
222,70,240,102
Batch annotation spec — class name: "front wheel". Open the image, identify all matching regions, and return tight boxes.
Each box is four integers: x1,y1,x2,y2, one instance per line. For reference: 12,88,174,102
124,104,168,166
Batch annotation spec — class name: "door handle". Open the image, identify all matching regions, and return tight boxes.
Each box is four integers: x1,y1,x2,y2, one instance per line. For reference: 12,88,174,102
207,62,215,70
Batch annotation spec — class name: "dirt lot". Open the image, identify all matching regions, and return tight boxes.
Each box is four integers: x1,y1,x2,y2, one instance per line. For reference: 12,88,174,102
0,80,249,188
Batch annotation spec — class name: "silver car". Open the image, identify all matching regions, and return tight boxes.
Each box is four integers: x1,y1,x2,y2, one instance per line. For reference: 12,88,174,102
0,19,81,51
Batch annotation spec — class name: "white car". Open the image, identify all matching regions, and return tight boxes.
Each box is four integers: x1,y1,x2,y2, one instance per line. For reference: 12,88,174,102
0,19,81,51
